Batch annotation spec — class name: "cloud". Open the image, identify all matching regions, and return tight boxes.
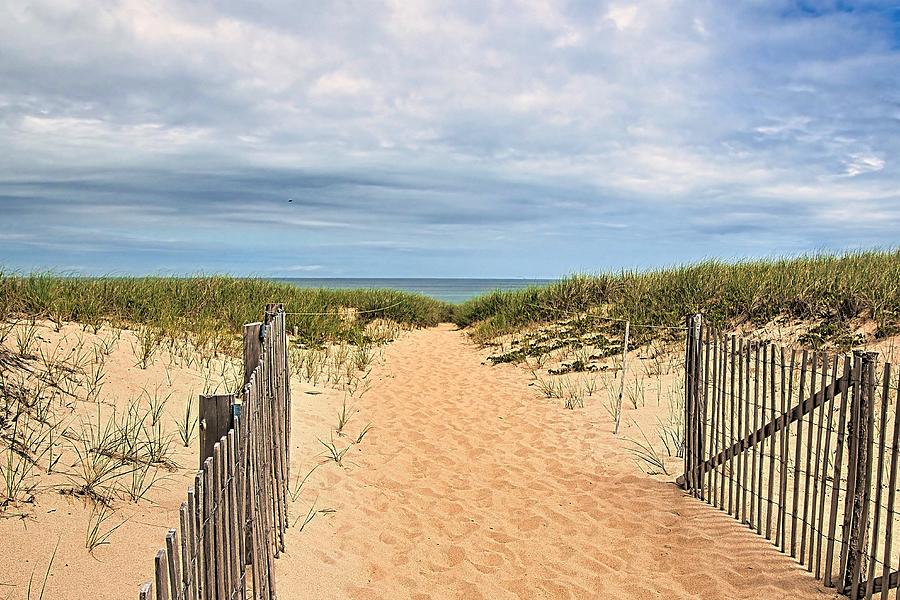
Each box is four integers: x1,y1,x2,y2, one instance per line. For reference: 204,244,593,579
0,1,899,276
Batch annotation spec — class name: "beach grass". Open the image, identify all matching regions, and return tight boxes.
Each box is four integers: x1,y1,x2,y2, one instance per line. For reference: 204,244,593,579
0,273,453,348
451,250,900,345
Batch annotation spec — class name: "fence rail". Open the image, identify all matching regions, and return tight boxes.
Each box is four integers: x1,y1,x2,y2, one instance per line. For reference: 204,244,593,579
140,303,291,600
680,314,900,599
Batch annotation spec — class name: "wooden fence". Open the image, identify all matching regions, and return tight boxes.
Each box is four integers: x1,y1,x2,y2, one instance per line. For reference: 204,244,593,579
139,304,291,600
679,314,900,599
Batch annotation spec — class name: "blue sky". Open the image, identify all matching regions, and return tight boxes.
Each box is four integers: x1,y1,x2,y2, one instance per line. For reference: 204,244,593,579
1,1,899,278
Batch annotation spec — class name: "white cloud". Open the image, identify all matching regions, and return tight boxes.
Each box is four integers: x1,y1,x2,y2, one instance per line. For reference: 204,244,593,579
606,4,639,31
844,154,886,177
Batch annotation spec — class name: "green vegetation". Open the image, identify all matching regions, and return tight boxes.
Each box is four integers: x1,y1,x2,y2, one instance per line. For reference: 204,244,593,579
453,250,900,345
0,274,453,348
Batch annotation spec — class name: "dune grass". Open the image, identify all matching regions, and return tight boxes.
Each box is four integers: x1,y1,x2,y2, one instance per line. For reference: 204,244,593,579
452,250,900,345
0,274,453,348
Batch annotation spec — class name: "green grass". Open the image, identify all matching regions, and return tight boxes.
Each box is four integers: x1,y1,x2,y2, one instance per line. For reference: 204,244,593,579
452,250,900,345
0,273,453,347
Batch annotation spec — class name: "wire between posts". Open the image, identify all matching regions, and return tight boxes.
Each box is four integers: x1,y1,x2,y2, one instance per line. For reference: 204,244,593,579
280,300,404,317
522,302,689,331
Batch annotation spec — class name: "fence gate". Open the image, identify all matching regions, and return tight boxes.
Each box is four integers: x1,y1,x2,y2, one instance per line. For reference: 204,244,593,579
678,314,900,599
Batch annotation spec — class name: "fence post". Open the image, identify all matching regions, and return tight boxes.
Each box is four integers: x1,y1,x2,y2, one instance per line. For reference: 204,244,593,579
842,350,877,594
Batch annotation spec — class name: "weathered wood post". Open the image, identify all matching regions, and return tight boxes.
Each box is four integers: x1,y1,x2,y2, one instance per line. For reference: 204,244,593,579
613,320,630,435
841,350,877,594
681,314,702,491
241,319,265,572
243,322,264,386
199,394,234,467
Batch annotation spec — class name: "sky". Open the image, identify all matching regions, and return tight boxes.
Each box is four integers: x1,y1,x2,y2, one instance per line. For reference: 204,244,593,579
1,1,899,278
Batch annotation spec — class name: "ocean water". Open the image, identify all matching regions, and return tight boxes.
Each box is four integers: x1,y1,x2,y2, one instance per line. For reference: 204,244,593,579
276,278,553,303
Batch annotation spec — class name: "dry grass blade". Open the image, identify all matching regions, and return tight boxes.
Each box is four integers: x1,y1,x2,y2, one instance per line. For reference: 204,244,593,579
85,502,128,552
287,463,321,502
624,420,669,475
26,535,59,600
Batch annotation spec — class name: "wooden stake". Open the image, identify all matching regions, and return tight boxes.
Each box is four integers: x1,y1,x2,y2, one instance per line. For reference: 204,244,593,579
825,356,852,588
155,549,169,600
614,320,630,436
865,364,891,599
800,352,818,565
791,350,809,557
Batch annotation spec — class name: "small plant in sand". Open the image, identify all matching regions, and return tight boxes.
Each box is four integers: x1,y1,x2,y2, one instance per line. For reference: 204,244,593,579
561,378,584,409
335,396,356,436
132,326,160,369
294,497,318,531
85,502,128,552
626,377,645,409
319,436,351,465
354,423,373,444
123,462,167,503
83,358,106,403
657,387,684,458
624,421,669,475
352,340,376,372
67,412,124,503
0,412,54,505
175,394,198,447
287,464,321,502
302,349,327,386
534,374,561,398
602,376,623,430
15,320,39,358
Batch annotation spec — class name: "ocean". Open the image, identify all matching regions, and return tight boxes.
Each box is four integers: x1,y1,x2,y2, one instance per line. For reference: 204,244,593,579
275,278,553,303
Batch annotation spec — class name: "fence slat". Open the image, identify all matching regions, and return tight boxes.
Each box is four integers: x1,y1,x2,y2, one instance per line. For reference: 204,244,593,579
754,344,764,535
155,549,170,600
850,353,877,599
720,333,728,508
841,355,865,592
709,330,719,507
213,442,226,600
767,346,777,541
791,350,809,557
179,503,193,600
865,364,892,600
202,459,214,600
750,344,759,531
799,352,817,565
736,338,744,522
825,356,852,588
881,367,900,600
166,529,181,600
776,348,793,551
815,355,837,579
806,352,834,578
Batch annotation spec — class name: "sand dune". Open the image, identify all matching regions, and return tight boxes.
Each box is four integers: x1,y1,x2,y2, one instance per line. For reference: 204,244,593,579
277,324,841,599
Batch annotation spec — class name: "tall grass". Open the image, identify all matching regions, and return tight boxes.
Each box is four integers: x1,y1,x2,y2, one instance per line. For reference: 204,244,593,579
0,274,453,346
453,250,900,344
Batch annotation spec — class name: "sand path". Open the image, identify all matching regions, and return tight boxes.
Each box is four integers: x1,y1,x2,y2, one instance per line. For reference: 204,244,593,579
278,325,840,599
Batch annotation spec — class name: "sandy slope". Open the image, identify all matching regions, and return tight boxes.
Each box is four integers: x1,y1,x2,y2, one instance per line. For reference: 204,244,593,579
277,325,840,599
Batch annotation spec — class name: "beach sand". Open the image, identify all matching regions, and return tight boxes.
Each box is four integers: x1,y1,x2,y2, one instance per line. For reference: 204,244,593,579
275,324,841,599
